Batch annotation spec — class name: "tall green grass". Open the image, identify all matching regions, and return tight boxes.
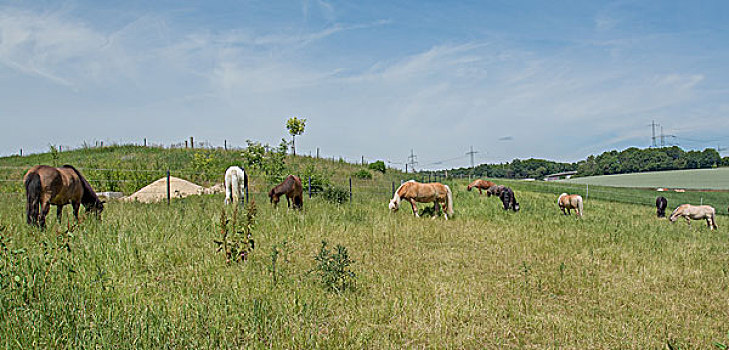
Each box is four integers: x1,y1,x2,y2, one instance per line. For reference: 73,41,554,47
2,182,728,348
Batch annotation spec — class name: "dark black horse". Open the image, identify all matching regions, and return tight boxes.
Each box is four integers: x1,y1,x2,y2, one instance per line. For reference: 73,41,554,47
499,187,520,212
656,196,668,218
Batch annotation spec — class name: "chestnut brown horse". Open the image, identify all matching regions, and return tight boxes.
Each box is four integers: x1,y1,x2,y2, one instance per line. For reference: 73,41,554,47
467,179,496,195
389,180,454,220
268,175,303,209
24,165,104,229
557,193,583,217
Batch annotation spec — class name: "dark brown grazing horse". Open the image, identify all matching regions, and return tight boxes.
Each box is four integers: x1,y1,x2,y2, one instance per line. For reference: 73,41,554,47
467,179,496,195
499,187,520,212
485,185,506,197
24,165,104,229
268,175,303,209
656,196,668,218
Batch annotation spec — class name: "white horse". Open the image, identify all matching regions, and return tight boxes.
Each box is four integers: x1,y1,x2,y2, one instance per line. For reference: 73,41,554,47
224,166,248,205
669,204,718,230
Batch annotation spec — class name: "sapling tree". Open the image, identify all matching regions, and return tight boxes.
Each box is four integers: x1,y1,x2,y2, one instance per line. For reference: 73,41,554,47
286,117,306,156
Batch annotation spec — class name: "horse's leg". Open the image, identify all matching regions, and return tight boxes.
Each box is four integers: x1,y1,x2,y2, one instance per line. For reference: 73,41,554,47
39,201,51,230
409,199,419,217
431,202,440,220
72,202,81,223
56,205,64,223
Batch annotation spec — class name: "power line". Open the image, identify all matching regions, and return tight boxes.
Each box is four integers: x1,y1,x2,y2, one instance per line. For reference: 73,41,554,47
465,146,479,176
407,149,418,173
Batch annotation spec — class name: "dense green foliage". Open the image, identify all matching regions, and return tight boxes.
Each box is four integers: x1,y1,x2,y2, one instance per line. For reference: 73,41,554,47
447,146,723,179
449,158,577,179
577,146,722,177
351,169,373,180
368,160,386,173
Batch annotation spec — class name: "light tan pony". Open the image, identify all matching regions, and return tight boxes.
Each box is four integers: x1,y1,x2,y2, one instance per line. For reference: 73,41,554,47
669,204,718,230
389,180,454,220
557,193,583,217
467,179,496,195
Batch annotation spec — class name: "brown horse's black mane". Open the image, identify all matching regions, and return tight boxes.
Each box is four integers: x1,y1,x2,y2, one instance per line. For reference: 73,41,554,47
62,165,101,206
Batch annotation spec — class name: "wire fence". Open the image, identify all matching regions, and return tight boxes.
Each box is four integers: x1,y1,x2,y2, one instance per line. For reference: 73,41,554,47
2,165,728,215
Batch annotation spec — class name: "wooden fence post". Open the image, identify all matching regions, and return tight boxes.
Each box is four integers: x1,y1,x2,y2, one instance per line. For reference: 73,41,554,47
349,178,352,204
166,169,171,205
308,176,312,198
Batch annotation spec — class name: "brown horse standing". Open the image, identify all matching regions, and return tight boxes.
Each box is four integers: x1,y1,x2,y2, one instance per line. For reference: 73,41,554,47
467,179,496,195
268,175,303,209
24,165,104,229
389,180,454,220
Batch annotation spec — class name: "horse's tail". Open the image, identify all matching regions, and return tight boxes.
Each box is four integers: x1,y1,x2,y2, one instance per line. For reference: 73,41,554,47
231,171,241,202
445,185,454,215
243,168,248,190
576,196,584,217
25,171,41,225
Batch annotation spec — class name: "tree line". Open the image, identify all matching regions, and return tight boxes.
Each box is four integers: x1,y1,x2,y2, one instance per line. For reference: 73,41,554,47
446,146,728,179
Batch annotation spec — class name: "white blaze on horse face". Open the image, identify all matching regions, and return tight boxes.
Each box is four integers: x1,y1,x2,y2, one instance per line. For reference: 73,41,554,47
388,199,398,211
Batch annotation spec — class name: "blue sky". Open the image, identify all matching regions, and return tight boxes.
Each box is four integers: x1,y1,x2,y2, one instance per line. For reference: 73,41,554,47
1,1,728,169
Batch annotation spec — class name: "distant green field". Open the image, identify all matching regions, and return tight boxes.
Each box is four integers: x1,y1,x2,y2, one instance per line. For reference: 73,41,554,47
561,167,729,190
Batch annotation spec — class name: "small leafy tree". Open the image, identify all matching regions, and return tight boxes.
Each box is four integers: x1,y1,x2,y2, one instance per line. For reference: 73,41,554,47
286,117,306,156
368,160,386,173
311,241,356,293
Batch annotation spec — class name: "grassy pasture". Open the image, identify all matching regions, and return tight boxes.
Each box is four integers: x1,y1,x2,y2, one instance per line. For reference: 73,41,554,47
2,182,728,348
561,167,729,190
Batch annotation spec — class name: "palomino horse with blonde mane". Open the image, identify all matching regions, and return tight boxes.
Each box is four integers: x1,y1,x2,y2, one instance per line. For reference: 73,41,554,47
557,193,583,217
389,180,454,220
669,204,718,230
467,179,496,195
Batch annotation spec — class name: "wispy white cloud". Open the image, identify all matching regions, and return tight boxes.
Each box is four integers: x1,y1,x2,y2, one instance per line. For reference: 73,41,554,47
0,2,726,163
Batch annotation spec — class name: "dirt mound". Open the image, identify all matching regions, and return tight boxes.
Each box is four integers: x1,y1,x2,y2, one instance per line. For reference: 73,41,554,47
123,176,221,203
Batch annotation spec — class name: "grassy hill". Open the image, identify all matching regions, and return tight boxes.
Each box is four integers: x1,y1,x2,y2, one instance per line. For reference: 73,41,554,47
0,145,405,195
561,167,729,190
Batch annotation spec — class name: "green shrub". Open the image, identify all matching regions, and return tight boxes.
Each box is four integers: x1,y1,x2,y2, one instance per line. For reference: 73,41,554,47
368,160,386,173
301,165,331,194
311,241,356,293
352,169,372,179
321,186,349,204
